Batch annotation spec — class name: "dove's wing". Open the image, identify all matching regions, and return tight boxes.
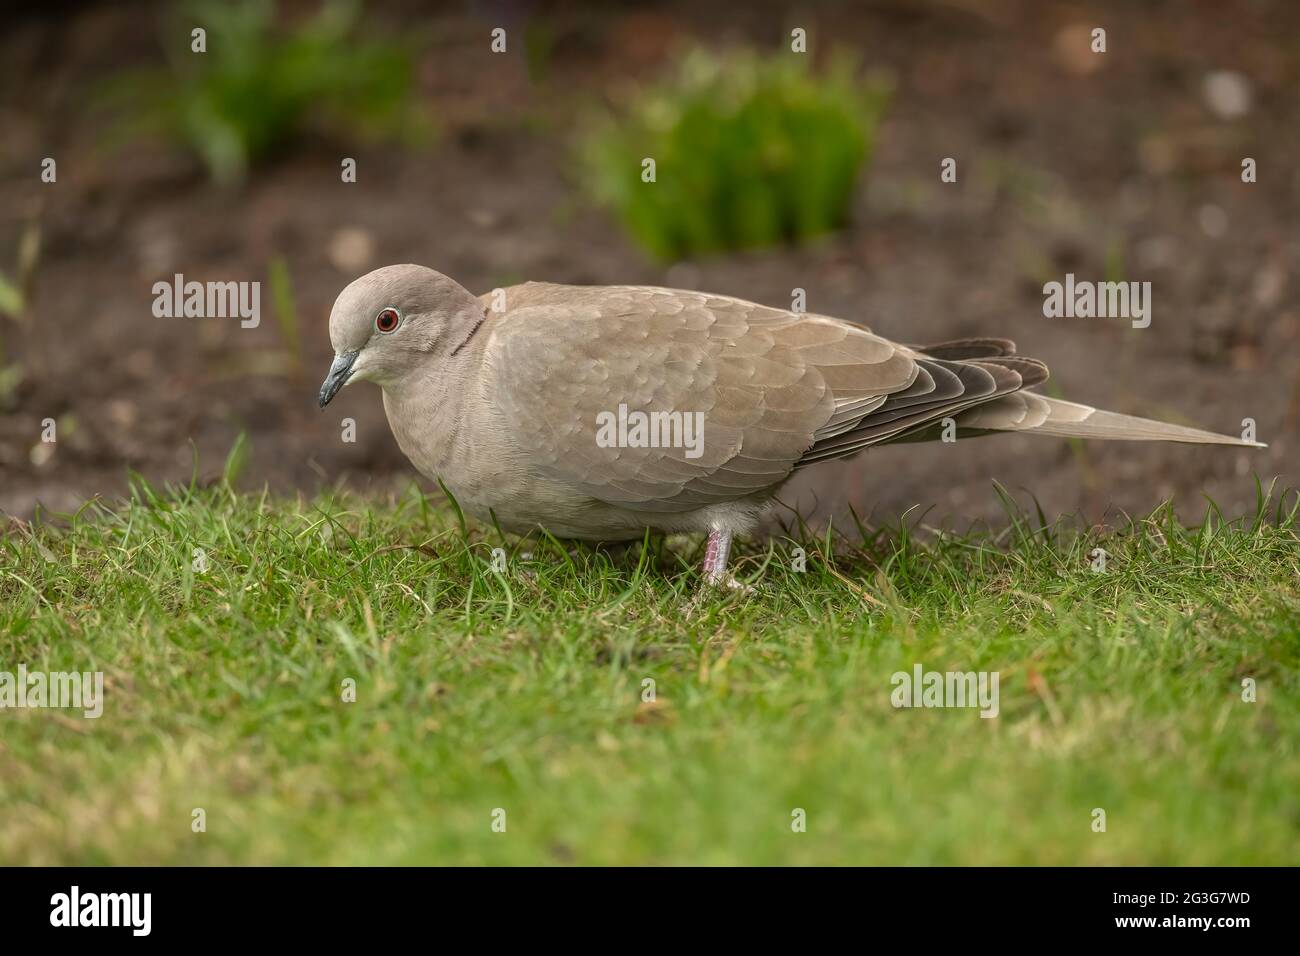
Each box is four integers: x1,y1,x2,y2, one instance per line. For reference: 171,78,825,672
488,285,913,511
486,285,1036,512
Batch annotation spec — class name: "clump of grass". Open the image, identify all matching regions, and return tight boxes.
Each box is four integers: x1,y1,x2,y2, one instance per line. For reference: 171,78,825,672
580,48,890,260
101,0,426,185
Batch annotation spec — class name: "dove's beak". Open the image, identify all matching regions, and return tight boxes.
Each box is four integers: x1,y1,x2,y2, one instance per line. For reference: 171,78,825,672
318,350,359,409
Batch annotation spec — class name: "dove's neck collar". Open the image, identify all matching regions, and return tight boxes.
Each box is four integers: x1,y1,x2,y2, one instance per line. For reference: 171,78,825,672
450,307,488,357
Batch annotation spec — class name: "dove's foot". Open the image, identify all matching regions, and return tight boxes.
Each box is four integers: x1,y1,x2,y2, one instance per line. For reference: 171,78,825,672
719,574,755,594
682,528,755,612
701,525,733,586
685,575,754,615
700,525,756,592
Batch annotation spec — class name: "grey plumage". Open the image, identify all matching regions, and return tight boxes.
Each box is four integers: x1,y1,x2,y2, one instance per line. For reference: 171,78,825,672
320,264,1261,577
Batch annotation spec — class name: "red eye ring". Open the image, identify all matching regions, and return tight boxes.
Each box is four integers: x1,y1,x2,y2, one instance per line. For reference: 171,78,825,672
375,308,400,333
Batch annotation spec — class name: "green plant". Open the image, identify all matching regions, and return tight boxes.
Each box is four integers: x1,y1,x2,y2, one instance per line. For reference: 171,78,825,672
0,213,41,324
581,49,890,260
0,212,42,405
102,0,426,185
267,255,303,382
0,275,22,321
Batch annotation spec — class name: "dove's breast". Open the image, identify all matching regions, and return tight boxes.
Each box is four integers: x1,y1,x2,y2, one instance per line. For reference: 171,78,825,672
379,355,665,539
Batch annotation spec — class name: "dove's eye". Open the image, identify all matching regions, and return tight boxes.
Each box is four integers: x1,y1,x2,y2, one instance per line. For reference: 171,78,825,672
375,308,400,333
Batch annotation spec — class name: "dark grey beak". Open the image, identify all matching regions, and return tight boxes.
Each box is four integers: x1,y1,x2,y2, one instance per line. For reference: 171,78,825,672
318,350,359,408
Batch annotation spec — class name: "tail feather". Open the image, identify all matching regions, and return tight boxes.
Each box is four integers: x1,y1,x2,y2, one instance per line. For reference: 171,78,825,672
955,395,1264,448
881,336,1265,451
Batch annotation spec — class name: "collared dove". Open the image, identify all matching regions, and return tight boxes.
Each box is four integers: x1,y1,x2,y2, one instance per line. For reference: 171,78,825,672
319,264,1262,586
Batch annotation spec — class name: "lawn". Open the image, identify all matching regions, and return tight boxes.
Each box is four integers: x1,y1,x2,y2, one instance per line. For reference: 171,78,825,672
1,473,1297,865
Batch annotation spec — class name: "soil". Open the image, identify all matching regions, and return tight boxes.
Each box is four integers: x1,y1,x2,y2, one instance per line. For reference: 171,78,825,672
2,0,1297,533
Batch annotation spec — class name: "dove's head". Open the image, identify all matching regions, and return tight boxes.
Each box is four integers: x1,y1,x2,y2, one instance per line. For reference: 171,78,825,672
319,264,487,408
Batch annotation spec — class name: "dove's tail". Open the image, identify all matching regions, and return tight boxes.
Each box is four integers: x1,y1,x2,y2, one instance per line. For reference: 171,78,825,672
950,394,1265,448
796,337,1264,465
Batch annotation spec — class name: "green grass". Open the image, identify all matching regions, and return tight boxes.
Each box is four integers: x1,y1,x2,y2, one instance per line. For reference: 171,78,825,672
581,48,890,260
1,476,1297,865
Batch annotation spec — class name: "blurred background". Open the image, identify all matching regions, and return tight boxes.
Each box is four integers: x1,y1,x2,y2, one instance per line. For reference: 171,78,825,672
1,0,1296,528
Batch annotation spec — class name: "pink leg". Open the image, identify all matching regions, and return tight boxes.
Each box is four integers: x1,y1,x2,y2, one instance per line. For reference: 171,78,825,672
702,526,733,586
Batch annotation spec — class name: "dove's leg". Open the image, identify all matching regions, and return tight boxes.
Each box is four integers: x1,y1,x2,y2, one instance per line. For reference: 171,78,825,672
702,526,733,586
